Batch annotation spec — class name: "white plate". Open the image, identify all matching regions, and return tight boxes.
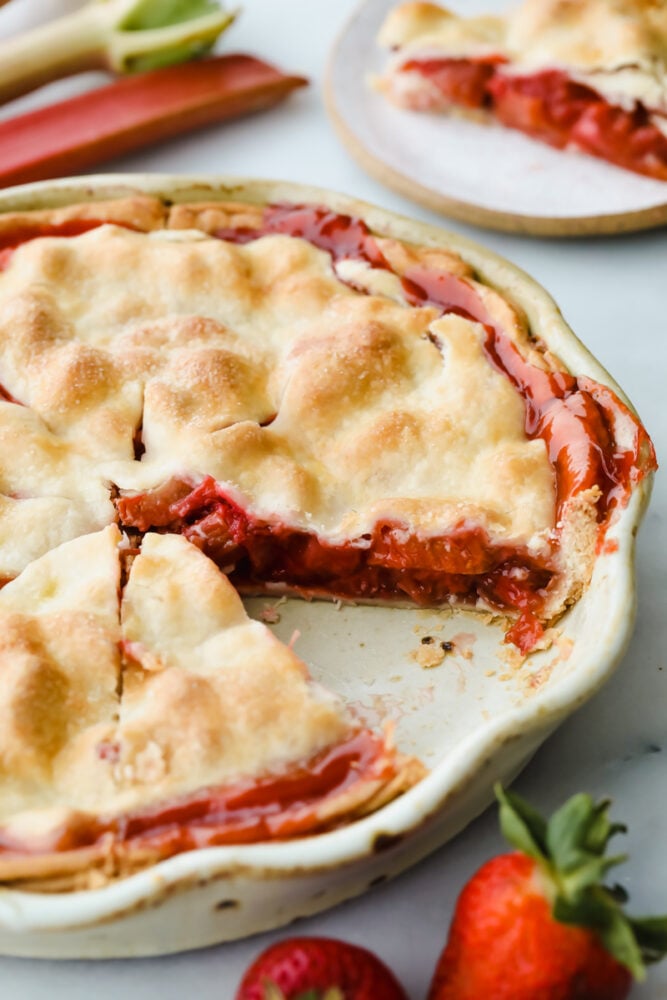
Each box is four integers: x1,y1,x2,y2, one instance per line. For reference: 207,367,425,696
0,175,653,957
326,0,667,236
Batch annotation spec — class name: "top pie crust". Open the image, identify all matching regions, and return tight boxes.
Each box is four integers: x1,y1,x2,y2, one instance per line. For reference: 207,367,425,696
0,190,654,887
378,0,667,114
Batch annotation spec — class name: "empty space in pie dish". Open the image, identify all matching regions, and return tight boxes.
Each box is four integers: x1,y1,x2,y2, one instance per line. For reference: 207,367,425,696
326,0,667,234
0,174,653,958
244,597,579,768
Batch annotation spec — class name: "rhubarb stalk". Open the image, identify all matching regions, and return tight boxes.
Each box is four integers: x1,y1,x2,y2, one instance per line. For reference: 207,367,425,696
0,55,308,189
0,0,235,105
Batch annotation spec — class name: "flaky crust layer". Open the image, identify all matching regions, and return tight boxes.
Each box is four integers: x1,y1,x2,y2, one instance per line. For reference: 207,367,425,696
0,210,555,564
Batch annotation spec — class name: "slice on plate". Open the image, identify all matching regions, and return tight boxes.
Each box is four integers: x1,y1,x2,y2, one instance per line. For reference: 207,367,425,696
376,0,667,180
0,527,422,890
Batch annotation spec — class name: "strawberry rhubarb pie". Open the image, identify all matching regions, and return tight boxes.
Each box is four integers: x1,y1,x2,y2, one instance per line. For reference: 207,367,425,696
376,0,667,180
0,190,654,888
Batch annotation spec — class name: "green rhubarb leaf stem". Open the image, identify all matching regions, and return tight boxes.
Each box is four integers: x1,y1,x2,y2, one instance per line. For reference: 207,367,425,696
0,0,235,105
112,8,234,73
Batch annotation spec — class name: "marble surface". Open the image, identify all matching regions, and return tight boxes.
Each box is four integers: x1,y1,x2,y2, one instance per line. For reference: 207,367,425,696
0,0,665,996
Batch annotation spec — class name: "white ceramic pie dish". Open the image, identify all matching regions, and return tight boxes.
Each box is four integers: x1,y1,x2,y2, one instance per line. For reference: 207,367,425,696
0,174,653,958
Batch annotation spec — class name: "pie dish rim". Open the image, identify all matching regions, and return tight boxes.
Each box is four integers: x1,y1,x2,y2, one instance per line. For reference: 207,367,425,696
0,173,653,952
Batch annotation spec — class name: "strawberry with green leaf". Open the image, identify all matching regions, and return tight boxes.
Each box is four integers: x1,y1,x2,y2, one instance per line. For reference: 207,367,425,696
235,936,409,1000
428,784,667,999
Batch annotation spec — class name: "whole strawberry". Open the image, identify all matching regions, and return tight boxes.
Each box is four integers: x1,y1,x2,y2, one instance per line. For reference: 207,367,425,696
428,785,667,1000
235,936,409,1000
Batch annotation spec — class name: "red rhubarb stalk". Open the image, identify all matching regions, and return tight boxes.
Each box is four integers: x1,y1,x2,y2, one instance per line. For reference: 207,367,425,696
0,55,307,189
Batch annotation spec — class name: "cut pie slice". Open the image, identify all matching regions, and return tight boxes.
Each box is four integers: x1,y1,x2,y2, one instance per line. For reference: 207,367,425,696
0,528,422,890
376,0,667,180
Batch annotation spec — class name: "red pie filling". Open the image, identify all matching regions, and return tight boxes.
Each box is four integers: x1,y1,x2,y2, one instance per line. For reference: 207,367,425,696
117,473,555,652
0,383,22,405
112,203,654,650
400,59,667,181
401,56,503,109
0,730,397,860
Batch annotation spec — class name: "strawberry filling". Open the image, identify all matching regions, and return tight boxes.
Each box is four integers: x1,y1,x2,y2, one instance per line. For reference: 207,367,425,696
0,203,655,866
0,383,22,405
0,730,396,859
401,56,503,109
400,59,667,180
117,473,554,650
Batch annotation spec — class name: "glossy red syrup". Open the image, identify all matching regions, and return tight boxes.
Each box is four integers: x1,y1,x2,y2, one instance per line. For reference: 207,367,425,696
0,384,22,405
482,332,656,520
215,203,391,269
402,59,667,180
0,730,392,857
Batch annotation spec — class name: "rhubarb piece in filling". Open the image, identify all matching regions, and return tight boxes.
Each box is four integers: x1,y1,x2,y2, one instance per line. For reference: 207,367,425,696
376,0,667,180
0,528,422,888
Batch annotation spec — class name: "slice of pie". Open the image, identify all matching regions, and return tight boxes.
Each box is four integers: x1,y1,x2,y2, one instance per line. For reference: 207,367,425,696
0,527,422,890
376,0,667,180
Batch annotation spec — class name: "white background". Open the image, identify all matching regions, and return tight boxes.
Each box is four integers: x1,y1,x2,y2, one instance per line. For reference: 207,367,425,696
0,1,666,997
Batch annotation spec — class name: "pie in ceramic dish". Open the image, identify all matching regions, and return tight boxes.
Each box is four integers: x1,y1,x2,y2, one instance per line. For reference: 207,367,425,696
375,0,667,180
0,182,655,892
